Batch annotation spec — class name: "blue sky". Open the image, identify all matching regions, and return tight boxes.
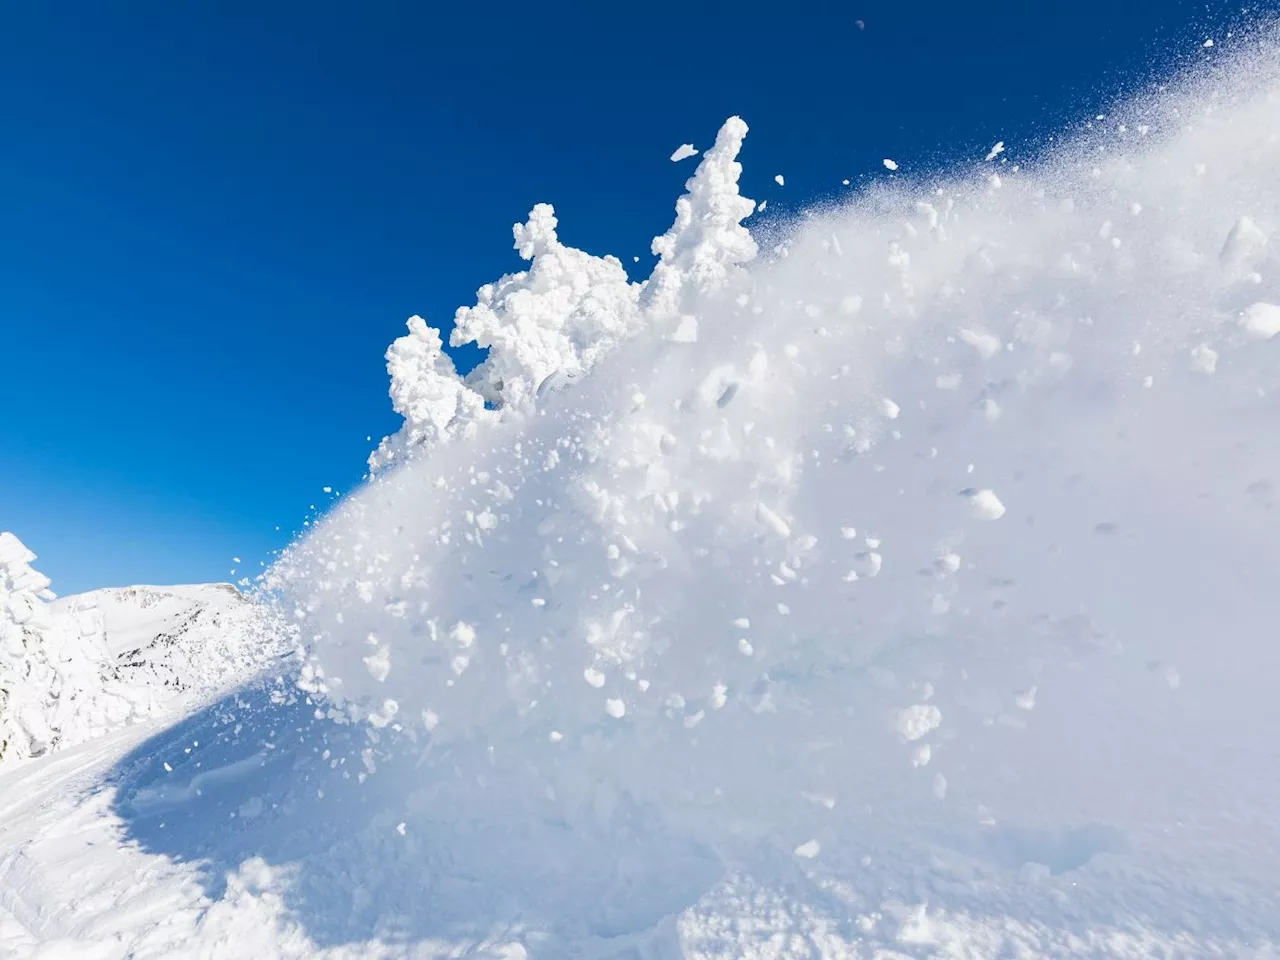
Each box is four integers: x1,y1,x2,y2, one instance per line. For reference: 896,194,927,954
0,0,1249,593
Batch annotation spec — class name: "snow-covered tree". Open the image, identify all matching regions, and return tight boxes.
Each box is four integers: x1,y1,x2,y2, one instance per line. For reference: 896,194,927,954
640,115,757,320
368,316,489,472
0,533,115,763
451,202,643,411
369,117,758,471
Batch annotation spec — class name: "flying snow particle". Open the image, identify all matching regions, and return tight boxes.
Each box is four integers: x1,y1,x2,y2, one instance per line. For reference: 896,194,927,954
794,839,821,858
935,552,961,575
363,646,391,683
883,158,899,171
605,698,626,719
755,502,792,539
1240,302,1280,340
774,174,785,186
672,315,699,343
985,141,1006,161
711,683,728,709
967,489,1006,520
895,704,942,741
670,143,699,162
959,327,1003,360
584,667,606,688
1190,343,1219,374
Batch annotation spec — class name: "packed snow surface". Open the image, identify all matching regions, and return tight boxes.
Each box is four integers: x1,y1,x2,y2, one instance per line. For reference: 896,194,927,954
6,35,1280,958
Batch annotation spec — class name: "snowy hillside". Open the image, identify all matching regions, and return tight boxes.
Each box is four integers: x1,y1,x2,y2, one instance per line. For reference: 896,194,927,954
1,536,286,766
52,583,286,699
5,33,1280,958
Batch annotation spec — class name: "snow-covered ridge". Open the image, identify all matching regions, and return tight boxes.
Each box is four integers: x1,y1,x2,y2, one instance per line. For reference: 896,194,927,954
1,535,286,765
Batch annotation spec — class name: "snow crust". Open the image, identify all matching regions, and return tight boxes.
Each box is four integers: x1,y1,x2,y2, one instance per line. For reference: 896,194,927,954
8,33,1280,958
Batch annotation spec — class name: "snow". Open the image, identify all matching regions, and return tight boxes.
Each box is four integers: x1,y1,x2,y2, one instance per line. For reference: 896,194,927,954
6,35,1280,958
1240,300,1280,339
2,547,287,770
882,157,898,170
670,143,699,162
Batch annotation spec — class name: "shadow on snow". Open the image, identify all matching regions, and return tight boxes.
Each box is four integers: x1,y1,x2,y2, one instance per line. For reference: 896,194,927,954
101,677,721,955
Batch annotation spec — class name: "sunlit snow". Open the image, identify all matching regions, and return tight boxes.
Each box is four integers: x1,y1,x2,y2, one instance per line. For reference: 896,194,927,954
5,33,1280,959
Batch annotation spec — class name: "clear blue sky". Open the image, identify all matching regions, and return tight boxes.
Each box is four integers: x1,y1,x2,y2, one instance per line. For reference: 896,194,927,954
0,0,1251,593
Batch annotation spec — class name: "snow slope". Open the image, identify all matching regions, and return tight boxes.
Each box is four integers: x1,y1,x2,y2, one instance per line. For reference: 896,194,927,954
5,32,1280,958
51,583,287,699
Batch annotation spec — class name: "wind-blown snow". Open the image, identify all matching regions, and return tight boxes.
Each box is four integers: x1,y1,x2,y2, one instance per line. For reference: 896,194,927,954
8,33,1280,958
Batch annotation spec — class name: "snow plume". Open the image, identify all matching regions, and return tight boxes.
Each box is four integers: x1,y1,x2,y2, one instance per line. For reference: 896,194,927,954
370,118,755,469
268,46,1280,952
